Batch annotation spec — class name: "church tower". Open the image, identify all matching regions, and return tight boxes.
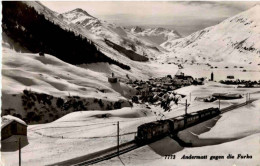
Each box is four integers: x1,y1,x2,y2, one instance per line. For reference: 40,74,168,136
211,72,214,81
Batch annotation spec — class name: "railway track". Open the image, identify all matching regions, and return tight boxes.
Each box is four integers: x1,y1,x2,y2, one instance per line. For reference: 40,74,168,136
220,99,256,113
72,142,139,166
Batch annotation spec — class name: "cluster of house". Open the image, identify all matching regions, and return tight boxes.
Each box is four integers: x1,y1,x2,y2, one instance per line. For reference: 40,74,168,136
220,79,260,87
127,73,203,106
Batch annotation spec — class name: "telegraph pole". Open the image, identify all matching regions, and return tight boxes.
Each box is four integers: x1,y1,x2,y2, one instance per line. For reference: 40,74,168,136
185,99,188,115
178,99,190,127
117,121,119,156
190,93,191,102
179,99,190,115
19,137,21,166
219,94,220,110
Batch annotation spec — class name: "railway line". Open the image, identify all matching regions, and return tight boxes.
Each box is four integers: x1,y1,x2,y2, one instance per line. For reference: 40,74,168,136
51,99,257,166
49,141,140,166
220,99,256,113
73,143,139,166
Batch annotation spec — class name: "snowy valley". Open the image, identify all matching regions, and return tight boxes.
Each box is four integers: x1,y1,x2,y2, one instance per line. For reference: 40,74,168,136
1,1,260,166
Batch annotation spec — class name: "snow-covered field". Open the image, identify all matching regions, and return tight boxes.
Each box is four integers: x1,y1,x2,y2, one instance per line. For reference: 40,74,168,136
1,82,260,166
1,43,178,122
96,100,260,166
179,64,260,81
1,2,260,166
1,40,260,165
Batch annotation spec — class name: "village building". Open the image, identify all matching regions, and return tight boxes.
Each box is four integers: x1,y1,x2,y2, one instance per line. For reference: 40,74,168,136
127,73,203,105
227,75,235,79
194,77,205,85
211,72,214,81
108,72,118,83
1,115,27,141
173,73,194,85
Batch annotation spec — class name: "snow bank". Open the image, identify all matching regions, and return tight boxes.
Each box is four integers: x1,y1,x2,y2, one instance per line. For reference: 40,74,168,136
56,107,153,122
200,99,260,139
96,133,260,166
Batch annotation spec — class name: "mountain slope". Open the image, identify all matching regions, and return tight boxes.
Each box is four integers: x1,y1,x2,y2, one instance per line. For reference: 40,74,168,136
1,46,135,123
2,1,130,70
161,5,260,65
130,26,182,45
60,9,166,59
1,1,179,124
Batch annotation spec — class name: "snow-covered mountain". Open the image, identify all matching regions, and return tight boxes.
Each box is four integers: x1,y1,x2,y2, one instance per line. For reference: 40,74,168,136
2,1,179,124
161,5,260,65
60,8,96,23
60,9,166,58
129,26,182,45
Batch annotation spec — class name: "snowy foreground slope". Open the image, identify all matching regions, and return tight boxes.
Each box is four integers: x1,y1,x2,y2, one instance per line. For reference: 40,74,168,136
1,41,178,123
161,5,260,66
96,99,260,166
1,82,260,166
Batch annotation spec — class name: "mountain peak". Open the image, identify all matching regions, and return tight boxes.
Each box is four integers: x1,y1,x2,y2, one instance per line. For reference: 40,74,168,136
131,26,144,33
64,8,94,18
73,8,87,13
153,27,166,31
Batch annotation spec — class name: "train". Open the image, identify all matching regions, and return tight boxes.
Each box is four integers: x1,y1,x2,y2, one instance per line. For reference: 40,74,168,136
135,107,220,144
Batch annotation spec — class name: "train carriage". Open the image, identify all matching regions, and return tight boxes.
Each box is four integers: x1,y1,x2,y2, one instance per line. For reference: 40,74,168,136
186,112,199,126
136,107,220,143
172,116,185,130
211,107,221,115
136,120,173,143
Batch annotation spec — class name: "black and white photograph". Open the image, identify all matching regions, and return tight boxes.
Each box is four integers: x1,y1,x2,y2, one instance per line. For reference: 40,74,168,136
1,1,260,166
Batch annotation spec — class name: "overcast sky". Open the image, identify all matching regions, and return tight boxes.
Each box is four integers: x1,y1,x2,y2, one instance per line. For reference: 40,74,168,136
41,1,259,36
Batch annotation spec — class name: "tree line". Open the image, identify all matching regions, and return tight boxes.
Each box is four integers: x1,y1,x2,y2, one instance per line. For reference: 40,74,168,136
2,1,130,70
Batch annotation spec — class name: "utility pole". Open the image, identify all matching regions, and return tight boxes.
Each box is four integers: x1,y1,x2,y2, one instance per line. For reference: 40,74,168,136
179,99,190,116
117,121,119,156
185,99,188,115
246,93,248,104
178,99,190,127
219,94,220,110
19,137,21,166
190,93,191,102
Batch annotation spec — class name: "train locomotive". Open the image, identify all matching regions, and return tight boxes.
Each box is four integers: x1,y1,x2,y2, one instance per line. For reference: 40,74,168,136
135,107,220,143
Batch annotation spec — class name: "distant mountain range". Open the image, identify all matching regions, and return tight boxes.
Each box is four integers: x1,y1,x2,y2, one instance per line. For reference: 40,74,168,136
3,1,260,67
60,8,176,58
129,26,182,45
